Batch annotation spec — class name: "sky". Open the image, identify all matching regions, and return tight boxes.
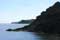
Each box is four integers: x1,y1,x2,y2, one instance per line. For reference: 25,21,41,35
0,0,59,23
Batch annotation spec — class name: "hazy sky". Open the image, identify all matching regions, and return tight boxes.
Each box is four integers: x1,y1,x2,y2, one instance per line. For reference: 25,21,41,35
0,0,59,23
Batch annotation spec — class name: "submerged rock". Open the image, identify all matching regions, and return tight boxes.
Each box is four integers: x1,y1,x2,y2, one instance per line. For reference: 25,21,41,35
6,2,60,34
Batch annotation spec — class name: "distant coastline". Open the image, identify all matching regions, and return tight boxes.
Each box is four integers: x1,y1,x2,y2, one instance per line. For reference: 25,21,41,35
11,19,35,24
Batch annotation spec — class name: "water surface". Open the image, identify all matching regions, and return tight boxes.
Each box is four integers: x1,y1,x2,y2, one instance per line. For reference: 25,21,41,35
0,24,40,40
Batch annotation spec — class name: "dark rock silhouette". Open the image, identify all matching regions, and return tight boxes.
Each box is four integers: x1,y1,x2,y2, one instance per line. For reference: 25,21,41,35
6,29,12,31
6,2,60,34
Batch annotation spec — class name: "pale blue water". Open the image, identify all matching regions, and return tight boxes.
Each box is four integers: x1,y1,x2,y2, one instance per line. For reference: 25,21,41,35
0,24,40,40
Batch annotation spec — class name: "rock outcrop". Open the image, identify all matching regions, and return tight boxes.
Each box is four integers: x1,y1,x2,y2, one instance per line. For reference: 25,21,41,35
7,2,60,34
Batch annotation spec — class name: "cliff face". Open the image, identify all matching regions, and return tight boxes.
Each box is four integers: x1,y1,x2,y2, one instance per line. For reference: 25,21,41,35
20,2,60,34
7,2,60,34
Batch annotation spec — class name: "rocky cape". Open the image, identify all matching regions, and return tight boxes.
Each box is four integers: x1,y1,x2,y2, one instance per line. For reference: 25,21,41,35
11,19,35,24
6,2,60,34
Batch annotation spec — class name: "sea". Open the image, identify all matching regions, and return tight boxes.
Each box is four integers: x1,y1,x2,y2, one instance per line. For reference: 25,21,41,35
1,24,60,40
0,24,41,40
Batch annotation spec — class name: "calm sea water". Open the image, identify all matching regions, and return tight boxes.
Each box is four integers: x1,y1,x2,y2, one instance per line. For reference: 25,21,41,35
1,24,59,40
0,24,40,40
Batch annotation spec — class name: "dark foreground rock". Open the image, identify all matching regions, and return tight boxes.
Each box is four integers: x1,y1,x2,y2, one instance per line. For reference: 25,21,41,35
6,2,60,34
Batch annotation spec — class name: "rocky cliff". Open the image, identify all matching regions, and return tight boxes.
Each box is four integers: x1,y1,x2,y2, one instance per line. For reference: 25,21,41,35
7,2,60,34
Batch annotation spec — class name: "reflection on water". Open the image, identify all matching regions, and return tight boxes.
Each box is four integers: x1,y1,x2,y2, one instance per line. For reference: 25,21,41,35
37,33,60,40
48,34,60,40
35,33,48,40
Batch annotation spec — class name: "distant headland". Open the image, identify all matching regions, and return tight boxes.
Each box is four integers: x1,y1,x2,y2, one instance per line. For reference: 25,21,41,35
11,19,35,24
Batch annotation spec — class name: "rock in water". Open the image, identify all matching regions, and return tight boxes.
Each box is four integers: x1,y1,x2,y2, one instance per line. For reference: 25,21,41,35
6,2,60,34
